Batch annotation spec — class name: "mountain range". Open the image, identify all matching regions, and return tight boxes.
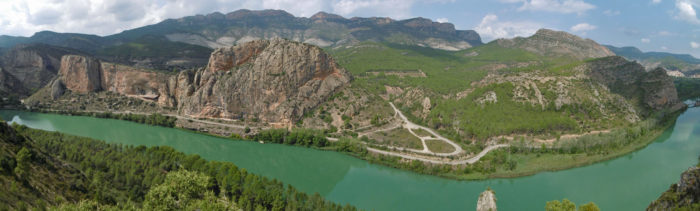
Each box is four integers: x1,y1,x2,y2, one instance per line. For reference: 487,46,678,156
605,45,700,77
0,9,482,71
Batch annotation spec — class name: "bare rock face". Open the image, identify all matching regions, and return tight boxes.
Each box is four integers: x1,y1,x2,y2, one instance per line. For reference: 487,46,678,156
39,39,351,127
648,166,700,210
177,39,352,126
497,29,614,60
642,68,681,110
0,67,28,96
477,189,497,211
0,44,74,95
99,63,176,106
585,56,684,113
49,79,65,100
58,55,102,93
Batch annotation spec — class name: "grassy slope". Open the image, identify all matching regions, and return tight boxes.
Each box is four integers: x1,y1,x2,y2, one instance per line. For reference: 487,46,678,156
329,42,630,141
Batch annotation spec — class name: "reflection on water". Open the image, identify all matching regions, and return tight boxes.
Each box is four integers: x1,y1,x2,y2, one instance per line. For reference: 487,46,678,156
8,114,56,131
1,108,699,211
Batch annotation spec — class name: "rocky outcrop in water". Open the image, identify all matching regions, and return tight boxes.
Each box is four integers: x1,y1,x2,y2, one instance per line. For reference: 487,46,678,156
477,189,497,211
648,166,700,210
39,39,352,127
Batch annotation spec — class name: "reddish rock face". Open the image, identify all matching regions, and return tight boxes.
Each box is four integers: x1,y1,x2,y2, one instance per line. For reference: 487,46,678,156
58,55,102,93
206,40,269,72
178,38,353,126
50,39,352,127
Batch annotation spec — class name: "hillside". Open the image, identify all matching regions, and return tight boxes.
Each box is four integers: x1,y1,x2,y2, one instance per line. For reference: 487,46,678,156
0,9,483,72
27,38,352,129
22,28,686,175
605,45,700,77
0,117,356,210
109,9,483,51
0,121,88,210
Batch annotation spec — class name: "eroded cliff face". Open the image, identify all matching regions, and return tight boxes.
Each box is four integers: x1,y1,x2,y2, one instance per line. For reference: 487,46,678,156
585,56,684,113
43,39,352,127
176,39,352,126
58,55,102,93
0,44,76,96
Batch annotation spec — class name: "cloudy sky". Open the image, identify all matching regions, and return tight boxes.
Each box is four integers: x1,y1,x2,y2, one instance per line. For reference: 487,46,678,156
1,0,699,57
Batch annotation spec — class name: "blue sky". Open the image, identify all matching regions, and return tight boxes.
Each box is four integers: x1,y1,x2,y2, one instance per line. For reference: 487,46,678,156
0,0,698,57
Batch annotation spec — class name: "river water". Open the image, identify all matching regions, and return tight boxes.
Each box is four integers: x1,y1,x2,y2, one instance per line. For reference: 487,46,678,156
2,108,699,210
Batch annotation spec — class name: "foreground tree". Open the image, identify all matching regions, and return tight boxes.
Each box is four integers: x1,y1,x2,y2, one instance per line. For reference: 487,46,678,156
545,199,599,211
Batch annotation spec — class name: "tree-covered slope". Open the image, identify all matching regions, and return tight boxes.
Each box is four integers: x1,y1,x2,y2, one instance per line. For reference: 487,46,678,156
0,120,356,210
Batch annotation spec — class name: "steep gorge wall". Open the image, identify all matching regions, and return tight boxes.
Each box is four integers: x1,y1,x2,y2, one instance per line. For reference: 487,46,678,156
46,39,352,126
585,56,684,112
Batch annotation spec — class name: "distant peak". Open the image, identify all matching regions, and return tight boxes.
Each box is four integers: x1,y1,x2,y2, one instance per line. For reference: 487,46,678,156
225,9,294,19
310,12,345,20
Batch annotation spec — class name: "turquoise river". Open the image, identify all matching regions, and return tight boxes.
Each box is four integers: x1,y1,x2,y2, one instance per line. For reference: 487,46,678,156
1,107,699,210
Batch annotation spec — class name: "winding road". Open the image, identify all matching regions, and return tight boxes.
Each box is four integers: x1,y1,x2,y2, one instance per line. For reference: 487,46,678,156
362,103,509,165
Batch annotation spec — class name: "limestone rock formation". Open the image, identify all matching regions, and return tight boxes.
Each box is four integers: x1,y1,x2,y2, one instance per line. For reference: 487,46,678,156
496,29,614,60
0,44,76,96
41,39,351,127
0,67,27,96
477,189,497,211
176,39,352,126
648,166,700,210
58,55,102,93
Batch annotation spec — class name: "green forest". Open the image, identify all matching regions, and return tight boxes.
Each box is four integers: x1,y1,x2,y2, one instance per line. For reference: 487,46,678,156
0,122,356,211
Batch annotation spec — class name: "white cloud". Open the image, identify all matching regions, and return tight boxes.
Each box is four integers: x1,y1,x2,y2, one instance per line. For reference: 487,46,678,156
692,41,700,48
661,46,668,50
474,14,543,41
641,38,651,43
675,0,700,24
570,23,596,32
500,0,595,14
436,18,449,23
603,10,620,16
0,0,429,36
653,0,662,3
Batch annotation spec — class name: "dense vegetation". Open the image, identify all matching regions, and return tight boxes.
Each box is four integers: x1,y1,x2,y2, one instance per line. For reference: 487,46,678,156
251,129,329,148
34,109,177,128
674,77,700,100
545,199,599,211
2,123,356,210
347,110,679,180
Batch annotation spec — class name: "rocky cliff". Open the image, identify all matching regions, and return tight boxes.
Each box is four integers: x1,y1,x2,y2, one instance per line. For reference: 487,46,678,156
0,68,26,96
175,39,352,126
39,39,351,127
648,166,700,210
496,29,614,60
585,56,684,113
0,44,78,96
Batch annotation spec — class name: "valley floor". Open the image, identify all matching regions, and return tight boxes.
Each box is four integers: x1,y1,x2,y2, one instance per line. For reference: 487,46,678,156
19,97,682,180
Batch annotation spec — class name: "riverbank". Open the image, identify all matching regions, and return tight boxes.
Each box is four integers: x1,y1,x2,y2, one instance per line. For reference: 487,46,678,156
5,106,685,181
2,108,699,211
